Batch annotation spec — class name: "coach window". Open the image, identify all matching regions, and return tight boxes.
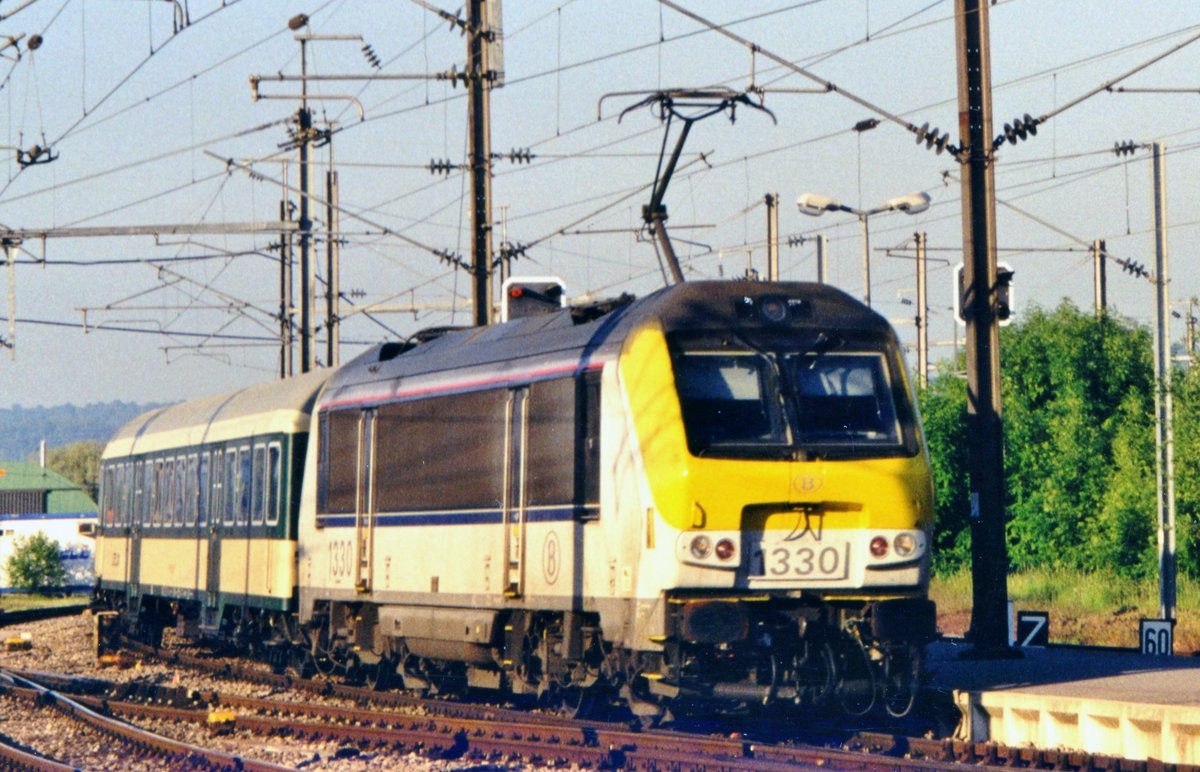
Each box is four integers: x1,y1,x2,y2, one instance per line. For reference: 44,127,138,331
159,458,170,527
173,456,185,526
224,448,238,526
159,458,169,527
102,466,116,527
137,461,148,526
111,465,122,527
211,450,225,527
132,460,144,526
266,442,282,526
108,464,118,527
197,452,209,527
151,458,165,527
167,457,175,526
171,457,182,526
251,444,266,526
237,445,252,526
185,454,198,527
114,464,125,527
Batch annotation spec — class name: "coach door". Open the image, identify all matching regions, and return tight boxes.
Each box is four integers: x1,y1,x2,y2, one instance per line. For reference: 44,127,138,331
502,389,529,597
354,410,377,593
205,449,225,610
127,460,146,602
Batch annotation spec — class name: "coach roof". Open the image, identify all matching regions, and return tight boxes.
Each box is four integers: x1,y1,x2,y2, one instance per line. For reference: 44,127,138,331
102,369,330,459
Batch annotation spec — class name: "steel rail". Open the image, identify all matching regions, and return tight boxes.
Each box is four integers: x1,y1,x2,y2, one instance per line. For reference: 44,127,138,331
0,670,291,772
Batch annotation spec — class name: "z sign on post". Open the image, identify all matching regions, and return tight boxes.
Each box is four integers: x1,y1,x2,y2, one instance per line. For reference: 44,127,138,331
1016,610,1049,647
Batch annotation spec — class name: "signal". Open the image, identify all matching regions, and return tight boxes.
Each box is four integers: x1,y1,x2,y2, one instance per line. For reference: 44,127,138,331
502,277,566,322
954,262,1015,327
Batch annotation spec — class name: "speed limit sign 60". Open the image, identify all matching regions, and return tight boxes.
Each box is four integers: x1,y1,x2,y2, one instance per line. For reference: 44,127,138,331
1140,619,1173,656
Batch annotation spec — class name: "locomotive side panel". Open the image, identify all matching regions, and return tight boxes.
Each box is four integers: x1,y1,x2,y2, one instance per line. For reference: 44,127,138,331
302,371,603,613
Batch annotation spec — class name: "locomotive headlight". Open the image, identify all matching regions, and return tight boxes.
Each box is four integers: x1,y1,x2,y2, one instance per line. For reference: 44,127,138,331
869,536,889,558
715,538,736,561
760,297,788,323
689,535,712,559
893,532,917,557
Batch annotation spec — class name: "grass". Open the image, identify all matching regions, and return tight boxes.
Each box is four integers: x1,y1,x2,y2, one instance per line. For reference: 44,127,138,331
931,569,1200,653
0,593,89,612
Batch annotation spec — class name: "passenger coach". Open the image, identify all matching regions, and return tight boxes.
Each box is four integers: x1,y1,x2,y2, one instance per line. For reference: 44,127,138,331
95,371,328,646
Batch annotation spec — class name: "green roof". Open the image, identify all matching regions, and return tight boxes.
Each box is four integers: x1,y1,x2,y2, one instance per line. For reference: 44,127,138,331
0,461,97,513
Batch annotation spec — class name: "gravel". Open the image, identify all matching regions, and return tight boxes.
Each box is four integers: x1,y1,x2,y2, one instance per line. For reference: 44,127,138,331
0,610,561,771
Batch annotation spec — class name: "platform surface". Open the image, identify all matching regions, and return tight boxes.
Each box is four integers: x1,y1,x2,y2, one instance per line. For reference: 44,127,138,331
927,638,1200,763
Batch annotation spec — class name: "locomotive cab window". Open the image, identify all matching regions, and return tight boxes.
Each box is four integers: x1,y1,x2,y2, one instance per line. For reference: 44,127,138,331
673,351,789,454
785,353,900,444
670,333,916,459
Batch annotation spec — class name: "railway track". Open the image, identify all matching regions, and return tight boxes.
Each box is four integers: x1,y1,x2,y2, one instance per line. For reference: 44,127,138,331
0,668,292,771
4,664,981,771
120,637,1200,772
3,610,1196,771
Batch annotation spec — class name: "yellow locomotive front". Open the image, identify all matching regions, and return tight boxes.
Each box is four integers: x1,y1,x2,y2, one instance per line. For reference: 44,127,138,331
618,284,935,716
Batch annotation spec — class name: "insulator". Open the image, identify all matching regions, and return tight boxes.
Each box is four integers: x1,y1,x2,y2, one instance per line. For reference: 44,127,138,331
1113,140,1138,157
1023,113,1037,136
915,122,929,143
361,43,383,70
435,249,467,270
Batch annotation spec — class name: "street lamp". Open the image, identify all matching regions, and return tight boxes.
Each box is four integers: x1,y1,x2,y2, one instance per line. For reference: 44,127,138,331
796,191,930,307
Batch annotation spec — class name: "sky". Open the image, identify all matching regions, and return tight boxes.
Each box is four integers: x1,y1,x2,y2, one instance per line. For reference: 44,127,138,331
1,0,1199,408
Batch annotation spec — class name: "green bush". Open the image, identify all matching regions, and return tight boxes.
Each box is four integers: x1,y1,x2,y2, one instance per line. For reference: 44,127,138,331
6,532,68,594
921,301,1164,578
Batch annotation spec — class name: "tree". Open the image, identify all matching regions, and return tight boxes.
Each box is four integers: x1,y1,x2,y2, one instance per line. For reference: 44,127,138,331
920,301,1159,577
42,441,104,501
6,532,68,594
918,360,972,573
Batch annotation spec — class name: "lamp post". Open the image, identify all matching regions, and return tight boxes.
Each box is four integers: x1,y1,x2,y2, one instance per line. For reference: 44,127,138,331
796,191,930,307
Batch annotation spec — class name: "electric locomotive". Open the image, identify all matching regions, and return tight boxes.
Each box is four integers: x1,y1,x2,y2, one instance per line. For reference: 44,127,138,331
297,280,935,719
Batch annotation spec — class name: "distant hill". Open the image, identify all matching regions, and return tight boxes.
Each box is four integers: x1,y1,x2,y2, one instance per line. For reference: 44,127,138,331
0,402,166,461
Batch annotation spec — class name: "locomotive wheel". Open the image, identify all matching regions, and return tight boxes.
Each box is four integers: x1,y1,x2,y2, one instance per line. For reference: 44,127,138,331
539,683,597,719
797,640,837,705
835,636,877,717
364,655,395,691
882,649,920,718
313,650,337,676
286,649,317,680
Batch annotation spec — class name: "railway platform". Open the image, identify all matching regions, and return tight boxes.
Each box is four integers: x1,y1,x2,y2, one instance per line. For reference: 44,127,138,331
927,637,1200,764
